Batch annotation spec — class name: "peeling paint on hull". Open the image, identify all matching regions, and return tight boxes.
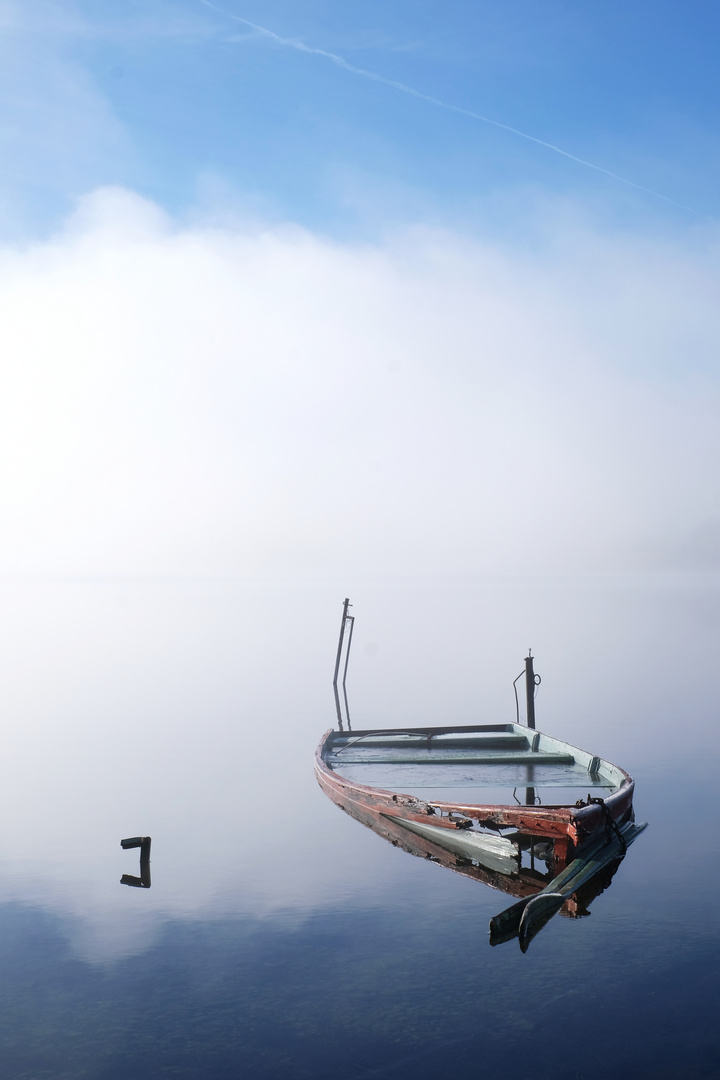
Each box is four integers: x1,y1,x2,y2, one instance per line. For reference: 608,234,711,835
315,723,635,867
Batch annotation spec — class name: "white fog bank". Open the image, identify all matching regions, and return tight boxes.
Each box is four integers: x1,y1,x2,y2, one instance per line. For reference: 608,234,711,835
0,187,718,581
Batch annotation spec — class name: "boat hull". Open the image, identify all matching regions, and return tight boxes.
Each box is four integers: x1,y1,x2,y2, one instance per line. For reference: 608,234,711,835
315,724,635,862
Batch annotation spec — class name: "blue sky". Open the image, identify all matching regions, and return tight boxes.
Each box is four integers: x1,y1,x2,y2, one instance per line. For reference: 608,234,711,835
4,0,720,235
0,1,719,582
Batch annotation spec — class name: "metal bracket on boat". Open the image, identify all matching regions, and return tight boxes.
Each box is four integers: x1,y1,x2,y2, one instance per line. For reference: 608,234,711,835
120,836,151,888
587,797,627,854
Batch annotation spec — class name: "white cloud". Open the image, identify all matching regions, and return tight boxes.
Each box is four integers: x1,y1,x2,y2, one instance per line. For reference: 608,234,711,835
0,185,718,580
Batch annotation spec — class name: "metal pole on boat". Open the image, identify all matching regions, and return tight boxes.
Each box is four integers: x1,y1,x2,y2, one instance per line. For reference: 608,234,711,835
341,609,355,730
333,598,353,731
333,598,352,686
342,612,355,690
525,651,536,731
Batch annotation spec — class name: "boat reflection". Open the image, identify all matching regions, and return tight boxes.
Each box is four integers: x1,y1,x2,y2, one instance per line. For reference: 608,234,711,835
321,783,645,951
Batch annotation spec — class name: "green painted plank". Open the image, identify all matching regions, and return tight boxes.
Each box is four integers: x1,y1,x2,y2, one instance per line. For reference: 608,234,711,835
328,751,575,766
332,725,516,739
390,816,520,875
331,735,529,750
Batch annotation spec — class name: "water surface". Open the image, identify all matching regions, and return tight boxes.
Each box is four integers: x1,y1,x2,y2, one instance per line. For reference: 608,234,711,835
0,576,717,1078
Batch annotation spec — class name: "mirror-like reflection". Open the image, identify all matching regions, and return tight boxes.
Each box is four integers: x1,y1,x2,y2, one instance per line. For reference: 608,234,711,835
0,577,712,1079
320,763,646,950
318,616,647,950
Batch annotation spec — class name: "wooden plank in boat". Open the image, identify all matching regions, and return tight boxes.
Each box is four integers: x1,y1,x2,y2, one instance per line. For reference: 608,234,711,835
390,816,520,876
393,819,518,856
332,724,516,739
328,751,575,766
330,734,530,750
333,761,606,783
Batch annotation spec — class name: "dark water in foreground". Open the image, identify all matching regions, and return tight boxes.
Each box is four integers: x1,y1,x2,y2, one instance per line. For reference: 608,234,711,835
0,577,717,1079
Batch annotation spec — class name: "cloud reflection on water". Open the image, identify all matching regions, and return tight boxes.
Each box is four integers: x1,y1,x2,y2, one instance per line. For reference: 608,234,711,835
0,576,715,961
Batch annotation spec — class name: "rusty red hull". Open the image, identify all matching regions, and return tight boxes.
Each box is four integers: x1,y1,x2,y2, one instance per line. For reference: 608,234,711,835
315,726,635,858
322,775,554,897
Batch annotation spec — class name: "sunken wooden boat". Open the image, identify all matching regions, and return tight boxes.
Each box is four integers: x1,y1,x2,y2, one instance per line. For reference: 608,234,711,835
315,714,635,869
316,600,645,948
318,634,635,868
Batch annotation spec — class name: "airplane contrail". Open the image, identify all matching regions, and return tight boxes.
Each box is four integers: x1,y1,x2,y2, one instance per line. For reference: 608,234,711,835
199,0,696,215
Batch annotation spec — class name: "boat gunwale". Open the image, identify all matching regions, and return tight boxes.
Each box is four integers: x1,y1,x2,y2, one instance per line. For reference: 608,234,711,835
314,725,635,846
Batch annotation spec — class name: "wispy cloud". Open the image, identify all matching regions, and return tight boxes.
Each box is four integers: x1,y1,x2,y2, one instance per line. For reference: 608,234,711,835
199,0,697,215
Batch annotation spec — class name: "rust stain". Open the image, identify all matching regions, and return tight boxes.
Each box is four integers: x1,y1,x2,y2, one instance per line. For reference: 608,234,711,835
314,728,635,861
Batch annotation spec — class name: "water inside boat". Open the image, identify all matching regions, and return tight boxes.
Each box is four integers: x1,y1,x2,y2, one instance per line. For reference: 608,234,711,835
325,724,622,808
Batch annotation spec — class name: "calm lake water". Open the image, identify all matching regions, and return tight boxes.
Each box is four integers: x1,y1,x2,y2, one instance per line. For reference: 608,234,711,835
0,576,717,1079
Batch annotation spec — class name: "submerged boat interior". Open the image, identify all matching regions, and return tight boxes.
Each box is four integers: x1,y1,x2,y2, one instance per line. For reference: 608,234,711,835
324,723,624,809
